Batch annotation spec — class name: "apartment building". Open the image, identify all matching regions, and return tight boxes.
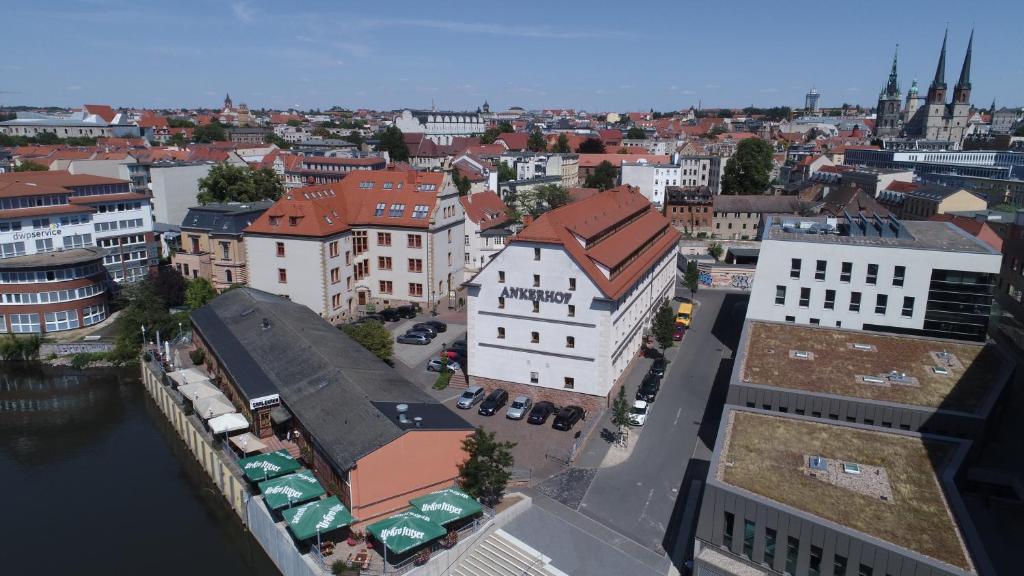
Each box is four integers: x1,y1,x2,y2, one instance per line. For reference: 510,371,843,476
244,168,464,323
663,186,714,236
620,160,680,205
459,191,511,281
284,155,387,188
172,202,272,290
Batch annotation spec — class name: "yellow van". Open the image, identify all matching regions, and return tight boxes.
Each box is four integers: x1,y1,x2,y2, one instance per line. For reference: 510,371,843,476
676,302,693,327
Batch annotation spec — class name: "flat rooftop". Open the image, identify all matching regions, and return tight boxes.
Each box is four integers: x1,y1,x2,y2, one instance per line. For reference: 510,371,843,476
763,215,1000,254
739,321,1004,412
0,246,107,269
718,410,974,572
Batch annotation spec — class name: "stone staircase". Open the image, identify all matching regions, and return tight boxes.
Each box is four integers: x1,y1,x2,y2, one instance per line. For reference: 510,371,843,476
452,530,564,576
449,370,469,389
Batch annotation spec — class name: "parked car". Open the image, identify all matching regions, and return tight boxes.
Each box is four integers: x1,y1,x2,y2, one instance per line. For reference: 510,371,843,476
552,405,585,431
636,373,661,403
505,395,532,420
649,357,667,378
396,332,431,345
629,400,650,426
379,308,401,322
527,401,556,425
478,389,508,416
427,358,461,372
405,329,434,340
411,323,438,338
673,325,685,341
396,304,419,319
456,386,485,409
357,314,385,324
421,320,447,333
642,346,664,359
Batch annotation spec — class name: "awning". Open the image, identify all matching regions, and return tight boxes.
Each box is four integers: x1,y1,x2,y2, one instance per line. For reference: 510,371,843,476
194,393,235,420
208,412,249,435
409,488,483,525
178,380,221,402
282,496,355,541
259,470,326,510
270,405,293,425
167,367,211,388
238,449,300,482
366,510,446,555
229,433,266,455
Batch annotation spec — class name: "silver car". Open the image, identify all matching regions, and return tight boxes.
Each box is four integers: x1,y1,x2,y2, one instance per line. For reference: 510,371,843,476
505,395,532,420
456,386,485,409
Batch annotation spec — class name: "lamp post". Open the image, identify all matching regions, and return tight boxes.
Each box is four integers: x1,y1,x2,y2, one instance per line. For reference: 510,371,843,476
178,321,183,342
141,325,147,353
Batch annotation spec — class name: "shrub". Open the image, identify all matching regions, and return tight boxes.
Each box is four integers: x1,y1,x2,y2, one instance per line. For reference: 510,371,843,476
70,352,108,369
433,371,452,390
189,348,206,366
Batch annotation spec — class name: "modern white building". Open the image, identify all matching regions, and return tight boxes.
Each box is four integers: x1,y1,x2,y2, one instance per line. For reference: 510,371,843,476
148,162,216,226
465,186,680,409
0,105,140,139
620,160,680,205
747,213,1001,341
244,168,464,323
394,110,486,145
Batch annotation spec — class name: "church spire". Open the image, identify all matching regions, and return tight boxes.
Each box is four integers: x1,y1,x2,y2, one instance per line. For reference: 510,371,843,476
956,28,973,91
932,29,947,89
884,44,900,96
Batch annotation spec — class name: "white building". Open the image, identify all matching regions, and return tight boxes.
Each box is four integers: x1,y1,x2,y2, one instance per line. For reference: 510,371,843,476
465,186,679,409
394,110,485,145
620,160,680,205
747,213,1001,341
0,105,140,139
148,162,215,226
244,168,464,323
459,191,511,281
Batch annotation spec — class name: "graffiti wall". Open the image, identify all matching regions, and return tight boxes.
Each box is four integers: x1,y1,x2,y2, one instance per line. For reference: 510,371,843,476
696,263,755,290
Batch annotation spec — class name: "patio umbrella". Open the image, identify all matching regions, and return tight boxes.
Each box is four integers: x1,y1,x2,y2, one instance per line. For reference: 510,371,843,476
409,488,482,525
238,449,300,482
366,510,446,555
259,470,326,510
282,496,355,541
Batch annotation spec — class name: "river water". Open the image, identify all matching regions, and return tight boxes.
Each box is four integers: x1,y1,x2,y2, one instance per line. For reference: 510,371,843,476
0,364,280,575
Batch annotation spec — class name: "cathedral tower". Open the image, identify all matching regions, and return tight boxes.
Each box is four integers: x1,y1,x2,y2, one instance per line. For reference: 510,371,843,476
875,45,903,137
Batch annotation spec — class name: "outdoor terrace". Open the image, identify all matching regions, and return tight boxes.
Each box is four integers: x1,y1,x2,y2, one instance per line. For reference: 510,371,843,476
718,410,974,573
739,321,1004,412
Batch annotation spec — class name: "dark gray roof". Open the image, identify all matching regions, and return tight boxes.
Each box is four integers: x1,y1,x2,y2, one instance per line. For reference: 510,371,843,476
713,194,805,213
191,288,471,472
179,202,273,235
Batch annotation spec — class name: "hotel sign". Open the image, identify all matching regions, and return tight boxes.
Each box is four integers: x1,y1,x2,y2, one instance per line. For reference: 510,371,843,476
500,286,573,304
250,394,280,410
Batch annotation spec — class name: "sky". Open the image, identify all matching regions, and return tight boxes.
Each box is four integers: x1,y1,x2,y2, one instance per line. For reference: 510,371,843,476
1,0,1022,113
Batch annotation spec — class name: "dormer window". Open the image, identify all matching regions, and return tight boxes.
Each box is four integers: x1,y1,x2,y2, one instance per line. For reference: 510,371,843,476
288,217,299,226
374,202,386,217
269,216,280,226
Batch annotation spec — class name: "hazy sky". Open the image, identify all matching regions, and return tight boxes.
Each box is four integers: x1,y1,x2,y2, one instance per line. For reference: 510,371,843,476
1,0,1021,112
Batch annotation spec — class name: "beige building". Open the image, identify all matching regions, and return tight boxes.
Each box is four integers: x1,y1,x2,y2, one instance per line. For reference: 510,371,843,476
172,202,272,290
897,184,988,220
712,195,807,240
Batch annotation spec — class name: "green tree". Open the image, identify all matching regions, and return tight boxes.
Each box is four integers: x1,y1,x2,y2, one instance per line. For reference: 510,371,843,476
707,125,728,137
626,126,647,139
346,130,364,148
150,266,188,307
0,334,41,362
707,242,724,260
457,428,516,506
377,125,409,162
286,119,303,127
480,127,501,145
453,172,472,196
534,184,571,212
185,277,217,310
684,260,700,297
167,133,188,148
553,133,571,153
497,161,516,182
194,121,227,143
652,298,676,349
1015,125,1024,137
609,385,632,446
197,163,284,204
576,137,606,154
527,129,547,152
264,133,292,149
585,160,618,190
14,160,48,172
168,117,195,128
721,138,773,194
341,320,394,363
109,281,177,364
33,132,60,145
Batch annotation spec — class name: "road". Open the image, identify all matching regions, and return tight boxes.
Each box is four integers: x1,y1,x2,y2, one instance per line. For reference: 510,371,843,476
574,288,748,560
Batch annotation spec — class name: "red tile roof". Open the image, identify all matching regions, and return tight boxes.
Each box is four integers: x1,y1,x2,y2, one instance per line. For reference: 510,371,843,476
886,181,919,193
578,153,670,168
0,170,127,189
82,104,117,123
495,133,528,151
459,190,509,230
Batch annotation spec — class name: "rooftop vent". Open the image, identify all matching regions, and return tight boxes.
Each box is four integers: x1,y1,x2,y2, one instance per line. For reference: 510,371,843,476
413,416,423,428
853,343,873,351
932,366,950,375
261,318,271,330
794,350,810,359
843,462,862,475
396,403,408,414
862,376,885,384
398,413,410,425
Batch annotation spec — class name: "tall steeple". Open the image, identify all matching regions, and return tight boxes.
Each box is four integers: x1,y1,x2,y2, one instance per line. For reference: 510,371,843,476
956,28,973,91
927,29,948,104
884,44,900,97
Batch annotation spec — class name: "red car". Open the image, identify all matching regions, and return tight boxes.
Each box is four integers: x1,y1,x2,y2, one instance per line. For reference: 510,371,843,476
673,325,685,341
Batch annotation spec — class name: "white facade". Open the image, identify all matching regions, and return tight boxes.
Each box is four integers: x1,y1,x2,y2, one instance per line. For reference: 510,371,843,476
149,163,214,225
394,110,485,145
620,162,680,205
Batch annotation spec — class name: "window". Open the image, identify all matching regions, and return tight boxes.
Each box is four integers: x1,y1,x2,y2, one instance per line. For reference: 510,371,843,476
329,241,339,258
799,287,810,307
529,300,539,314
785,315,795,323
824,289,835,310
35,238,53,252
225,270,233,283
353,231,368,255
345,251,351,265
409,283,423,297
276,242,285,257
374,202,386,216
529,371,538,384
840,261,852,282
378,256,392,270
569,278,576,291
563,377,573,389
531,331,539,343
722,512,734,549
743,520,755,558
764,528,777,567
330,268,340,284
850,291,861,312
834,554,848,576
785,537,799,575
790,258,801,279
408,258,423,273
387,203,406,217
534,247,541,260
407,234,422,249
866,263,878,285
412,204,429,219
775,285,786,305
810,318,820,325
498,296,505,309
875,294,887,314
568,304,575,317
45,310,80,332
81,305,105,326
220,242,230,260
566,336,575,348
497,327,505,339
893,265,905,287
498,271,505,283
902,296,914,317
533,274,540,287
376,232,392,247
10,313,40,333
331,293,341,309
278,268,287,283
858,564,873,576
809,545,823,576
815,260,826,280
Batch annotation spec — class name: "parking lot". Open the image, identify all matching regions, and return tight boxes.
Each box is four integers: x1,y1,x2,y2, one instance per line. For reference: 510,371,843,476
387,315,466,369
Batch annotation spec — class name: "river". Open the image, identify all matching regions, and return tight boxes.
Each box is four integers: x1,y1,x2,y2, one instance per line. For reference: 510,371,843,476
0,363,280,575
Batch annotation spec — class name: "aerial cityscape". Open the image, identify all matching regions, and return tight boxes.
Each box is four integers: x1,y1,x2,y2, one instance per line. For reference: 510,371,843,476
2,2,1023,576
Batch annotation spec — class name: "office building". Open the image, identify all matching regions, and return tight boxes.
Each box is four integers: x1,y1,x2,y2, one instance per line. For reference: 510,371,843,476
172,202,272,290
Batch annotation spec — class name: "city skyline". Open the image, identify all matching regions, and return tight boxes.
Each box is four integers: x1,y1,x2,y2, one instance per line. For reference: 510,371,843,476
1,0,1022,111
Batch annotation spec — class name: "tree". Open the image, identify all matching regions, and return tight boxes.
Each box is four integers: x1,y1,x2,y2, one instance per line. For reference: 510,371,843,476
609,385,632,446
497,161,516,182
286,119,302,127
194,121,227,143
684,260,700,296
341,320,394,363
197,163,284,204
585,161,617,190
33,132,60,145
377,125,409,162
14,160,48,172
346,130,364,148
167,133,188,148
626,126,646,139
652,298,676,349
1015,125,1024,137
527,129,547,152
453,172,472,196
721,138,773,195
553,133,571,153
480,127,501,145
168,117,195,128
708,242,724,260
264,133,291,149
109,281,178,364
576,137,606,154
185,277,217,310
707,125,728,137
149,266,187,307
534,184,571,211
457,428,516,506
